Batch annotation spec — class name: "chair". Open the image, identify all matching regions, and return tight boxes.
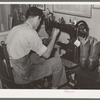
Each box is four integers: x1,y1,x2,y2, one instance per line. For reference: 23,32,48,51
61,58,78,88
0,41,52,89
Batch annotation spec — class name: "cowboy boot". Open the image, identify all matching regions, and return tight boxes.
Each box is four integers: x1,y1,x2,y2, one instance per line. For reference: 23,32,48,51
88,38,100,71
79,36,93,70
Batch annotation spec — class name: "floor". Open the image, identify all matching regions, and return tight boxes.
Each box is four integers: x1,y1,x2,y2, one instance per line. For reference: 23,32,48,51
59,85,72,89
0,72,74,89
0,79,3,89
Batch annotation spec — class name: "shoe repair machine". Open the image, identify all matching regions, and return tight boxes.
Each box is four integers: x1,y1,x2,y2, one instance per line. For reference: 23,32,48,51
43,9,89,64
43,9,100,89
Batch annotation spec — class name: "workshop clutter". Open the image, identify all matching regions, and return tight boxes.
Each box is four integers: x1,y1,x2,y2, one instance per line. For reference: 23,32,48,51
79,36,100,71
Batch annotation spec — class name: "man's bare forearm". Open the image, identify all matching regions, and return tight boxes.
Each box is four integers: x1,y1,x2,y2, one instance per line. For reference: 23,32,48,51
42,28,60,58
42,36,56,58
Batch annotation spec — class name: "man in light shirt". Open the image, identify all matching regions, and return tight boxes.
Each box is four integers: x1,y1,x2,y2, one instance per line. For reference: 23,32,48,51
6,7,67,89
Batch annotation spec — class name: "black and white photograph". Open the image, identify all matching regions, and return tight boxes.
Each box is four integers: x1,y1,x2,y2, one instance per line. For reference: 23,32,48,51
0,2,100,94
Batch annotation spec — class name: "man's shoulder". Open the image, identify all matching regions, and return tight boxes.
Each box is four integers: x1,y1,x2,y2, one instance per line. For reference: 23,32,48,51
12,24,36,34
11,24,39,40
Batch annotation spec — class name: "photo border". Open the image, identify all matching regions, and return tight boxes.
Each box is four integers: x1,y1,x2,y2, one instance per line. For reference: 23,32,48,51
0,1,100,99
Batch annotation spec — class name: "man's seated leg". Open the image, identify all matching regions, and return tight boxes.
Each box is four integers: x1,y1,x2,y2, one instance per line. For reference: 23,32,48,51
29,53,67,89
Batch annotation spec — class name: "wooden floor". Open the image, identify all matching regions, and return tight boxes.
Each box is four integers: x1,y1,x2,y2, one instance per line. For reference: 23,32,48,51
59,85,72,89
58,83,74,89
0,78,73,89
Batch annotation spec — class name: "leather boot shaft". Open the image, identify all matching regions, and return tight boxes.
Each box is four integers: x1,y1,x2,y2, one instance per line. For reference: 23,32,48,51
88,38,100,71
79,36,91,69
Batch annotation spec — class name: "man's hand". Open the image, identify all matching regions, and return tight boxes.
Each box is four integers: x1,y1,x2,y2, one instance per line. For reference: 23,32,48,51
52,28,60,38
54,44,66,57
42,28,60,59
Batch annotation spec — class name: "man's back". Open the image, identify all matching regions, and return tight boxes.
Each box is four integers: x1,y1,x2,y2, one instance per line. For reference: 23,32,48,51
6,23,34,60
5,22,48,84
5,24,35,84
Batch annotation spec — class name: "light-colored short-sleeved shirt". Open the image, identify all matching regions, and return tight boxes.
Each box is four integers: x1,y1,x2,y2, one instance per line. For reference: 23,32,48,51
5,22,47,83
6,22,47,60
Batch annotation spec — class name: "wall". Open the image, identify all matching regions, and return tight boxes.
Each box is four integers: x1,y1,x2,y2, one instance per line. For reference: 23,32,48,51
0,5,10,31
5,5,11,30
0,5,10,42
1,4,100,43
